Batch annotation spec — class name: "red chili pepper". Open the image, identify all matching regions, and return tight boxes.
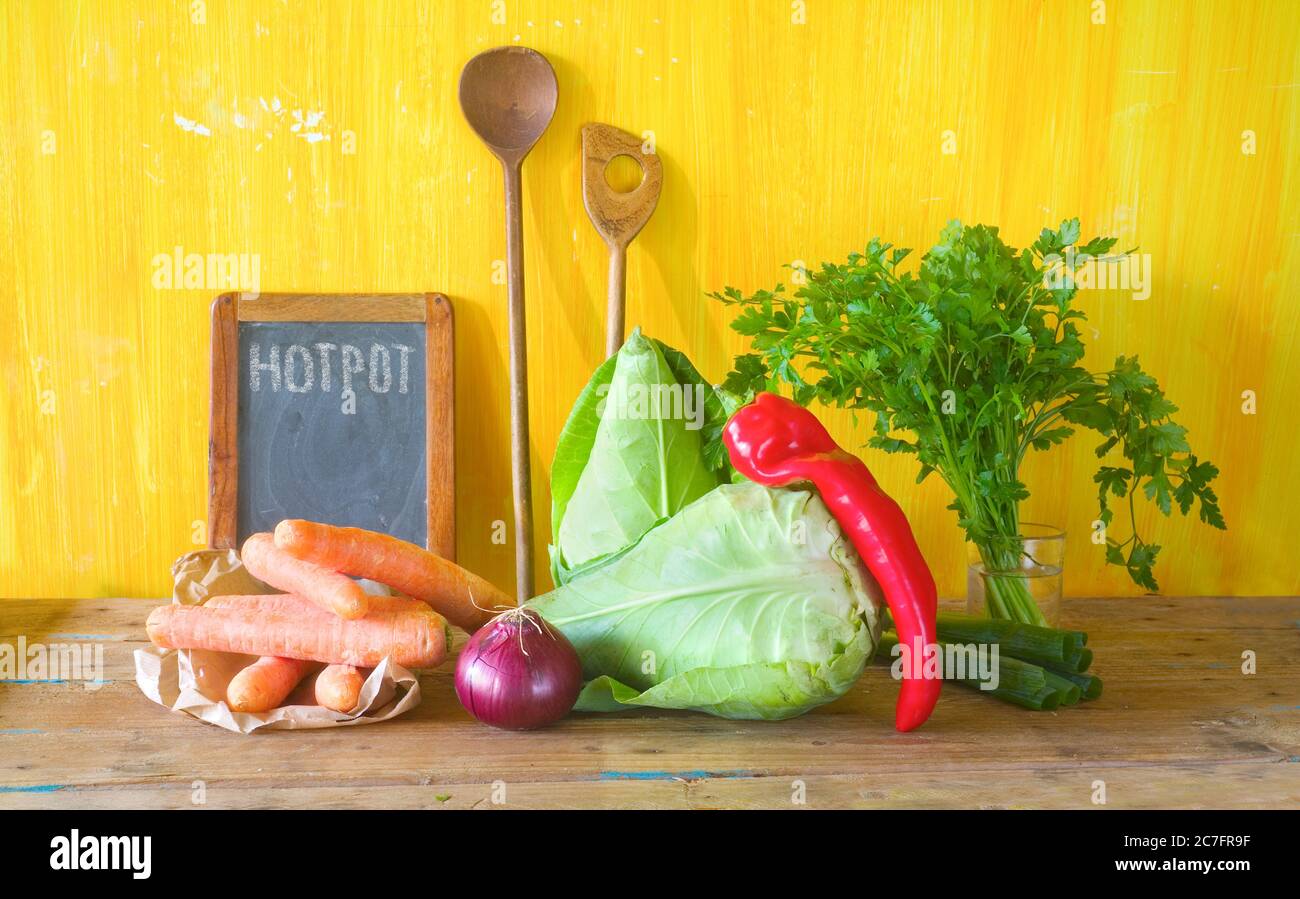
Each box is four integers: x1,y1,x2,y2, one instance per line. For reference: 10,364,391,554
723,392,941,732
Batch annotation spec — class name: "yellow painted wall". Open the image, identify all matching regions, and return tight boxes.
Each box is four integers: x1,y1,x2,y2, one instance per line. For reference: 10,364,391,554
2,0,1298,599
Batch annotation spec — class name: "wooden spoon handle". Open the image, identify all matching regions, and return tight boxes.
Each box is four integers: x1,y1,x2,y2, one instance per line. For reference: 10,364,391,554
502,159,533,603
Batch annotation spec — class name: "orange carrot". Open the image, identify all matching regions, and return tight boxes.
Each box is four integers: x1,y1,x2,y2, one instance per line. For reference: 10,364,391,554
274,520,510,632
315,664,368,712
147,604,447,668
205,593,427,617
241,532,368,620
227,657,314,713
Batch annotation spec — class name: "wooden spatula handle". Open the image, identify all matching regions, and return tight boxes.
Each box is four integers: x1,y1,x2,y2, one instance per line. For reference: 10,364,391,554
606,245,627,358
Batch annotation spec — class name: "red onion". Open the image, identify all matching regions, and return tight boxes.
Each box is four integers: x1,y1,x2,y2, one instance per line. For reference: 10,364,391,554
455,607,583,730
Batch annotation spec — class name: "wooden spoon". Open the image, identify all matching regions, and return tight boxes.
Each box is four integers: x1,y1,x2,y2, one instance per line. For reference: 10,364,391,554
459,46,558,603
581,123,663,358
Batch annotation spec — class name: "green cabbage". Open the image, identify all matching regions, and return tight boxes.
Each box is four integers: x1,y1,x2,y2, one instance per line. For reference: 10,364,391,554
540,332,882,719
530,482,883,720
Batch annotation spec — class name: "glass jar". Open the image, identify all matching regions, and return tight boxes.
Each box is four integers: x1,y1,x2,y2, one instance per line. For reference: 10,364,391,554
966,523,1066,626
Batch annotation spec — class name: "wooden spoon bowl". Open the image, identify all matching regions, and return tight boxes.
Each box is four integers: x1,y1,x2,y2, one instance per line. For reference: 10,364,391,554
459,47,558,163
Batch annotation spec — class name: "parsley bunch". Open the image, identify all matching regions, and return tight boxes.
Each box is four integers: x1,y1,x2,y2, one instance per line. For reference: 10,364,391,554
714,220,1224,621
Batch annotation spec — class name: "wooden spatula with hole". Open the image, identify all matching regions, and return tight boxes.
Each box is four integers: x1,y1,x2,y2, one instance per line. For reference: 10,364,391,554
581,123,663,358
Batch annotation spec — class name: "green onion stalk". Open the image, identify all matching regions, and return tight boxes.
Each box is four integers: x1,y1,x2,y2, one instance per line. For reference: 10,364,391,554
973,533,1046,626
877,628,1101,711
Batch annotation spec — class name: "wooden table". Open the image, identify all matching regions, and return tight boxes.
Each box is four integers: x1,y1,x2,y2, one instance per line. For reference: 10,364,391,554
1,597,1296,809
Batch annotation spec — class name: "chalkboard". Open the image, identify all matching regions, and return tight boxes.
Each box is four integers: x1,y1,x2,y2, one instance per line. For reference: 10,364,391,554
209,293,455,558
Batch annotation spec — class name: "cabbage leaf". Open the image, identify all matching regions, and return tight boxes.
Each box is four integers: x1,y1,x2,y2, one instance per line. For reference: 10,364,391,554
549,329,728,584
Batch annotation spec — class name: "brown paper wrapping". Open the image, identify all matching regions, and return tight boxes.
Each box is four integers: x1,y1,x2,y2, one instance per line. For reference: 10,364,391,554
133,549,422,733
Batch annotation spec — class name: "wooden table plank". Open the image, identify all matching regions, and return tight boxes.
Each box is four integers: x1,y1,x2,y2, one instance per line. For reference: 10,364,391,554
1,597,1297,809
0,764,1295,810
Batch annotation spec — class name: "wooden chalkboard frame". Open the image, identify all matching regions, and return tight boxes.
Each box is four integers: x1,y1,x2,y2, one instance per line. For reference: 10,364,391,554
209,292,455,559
